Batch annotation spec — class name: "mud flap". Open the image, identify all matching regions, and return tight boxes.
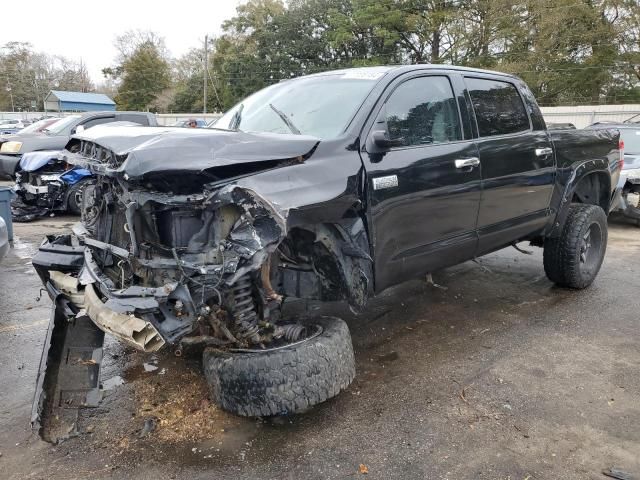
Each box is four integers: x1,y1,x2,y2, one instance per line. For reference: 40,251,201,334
31,295,105,443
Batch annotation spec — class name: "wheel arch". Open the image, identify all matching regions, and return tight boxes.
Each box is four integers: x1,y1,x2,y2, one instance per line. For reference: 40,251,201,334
547,163,612,239
275,216,374,312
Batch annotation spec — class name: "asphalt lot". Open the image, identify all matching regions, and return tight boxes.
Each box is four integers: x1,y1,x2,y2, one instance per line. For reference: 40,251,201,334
1,213,639,480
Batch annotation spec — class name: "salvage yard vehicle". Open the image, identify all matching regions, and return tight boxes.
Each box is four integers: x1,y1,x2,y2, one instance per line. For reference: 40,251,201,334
587,122,640,224
11,150,92,221
11,123,151,222
31,65,622,442
0,111,158,179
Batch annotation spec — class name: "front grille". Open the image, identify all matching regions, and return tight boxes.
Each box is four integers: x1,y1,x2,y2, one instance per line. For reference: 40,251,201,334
72,140,121,167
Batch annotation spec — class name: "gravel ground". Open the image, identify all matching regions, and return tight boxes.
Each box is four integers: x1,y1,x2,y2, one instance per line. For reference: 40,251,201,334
0,212,639,480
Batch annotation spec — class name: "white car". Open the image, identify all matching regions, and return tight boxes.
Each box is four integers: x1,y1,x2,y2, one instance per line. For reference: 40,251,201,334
0,216,8,261
0,119,25,130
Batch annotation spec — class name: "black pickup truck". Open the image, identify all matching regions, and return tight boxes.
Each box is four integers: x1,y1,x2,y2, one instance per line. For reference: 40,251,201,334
31,65,621,440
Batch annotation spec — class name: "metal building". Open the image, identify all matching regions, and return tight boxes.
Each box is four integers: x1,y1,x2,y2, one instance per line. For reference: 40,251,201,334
44,90,116,112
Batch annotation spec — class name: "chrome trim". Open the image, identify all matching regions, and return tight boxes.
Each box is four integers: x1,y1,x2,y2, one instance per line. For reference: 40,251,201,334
454,157,480,168
535,147,553,157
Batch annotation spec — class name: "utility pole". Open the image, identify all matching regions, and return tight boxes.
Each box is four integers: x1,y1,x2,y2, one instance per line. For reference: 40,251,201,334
6,86,14,112
203,35,208,114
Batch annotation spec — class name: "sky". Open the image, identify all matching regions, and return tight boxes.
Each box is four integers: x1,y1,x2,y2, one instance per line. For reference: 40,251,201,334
0,0,243,83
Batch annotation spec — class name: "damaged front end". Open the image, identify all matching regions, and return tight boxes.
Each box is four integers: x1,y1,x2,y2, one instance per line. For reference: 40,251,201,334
12,151,92,222
31,129,372,441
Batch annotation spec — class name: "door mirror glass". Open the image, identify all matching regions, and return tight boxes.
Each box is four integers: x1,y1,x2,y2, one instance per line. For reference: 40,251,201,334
74,125,85,134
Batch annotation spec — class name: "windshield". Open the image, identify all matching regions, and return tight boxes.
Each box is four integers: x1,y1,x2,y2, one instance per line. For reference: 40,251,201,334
621,129,640,155
20,118,61,134
43,115,81,135
214,70,388,139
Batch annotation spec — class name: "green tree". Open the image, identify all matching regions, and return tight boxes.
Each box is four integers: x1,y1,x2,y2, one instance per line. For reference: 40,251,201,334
103,31,172,111
0,42,95,111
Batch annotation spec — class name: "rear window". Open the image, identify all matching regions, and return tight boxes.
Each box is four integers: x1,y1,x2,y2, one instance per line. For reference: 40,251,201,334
466,77,530,137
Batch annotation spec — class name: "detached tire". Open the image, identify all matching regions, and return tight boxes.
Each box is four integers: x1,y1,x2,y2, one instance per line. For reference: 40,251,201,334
203,316,355,417
543,203,608,289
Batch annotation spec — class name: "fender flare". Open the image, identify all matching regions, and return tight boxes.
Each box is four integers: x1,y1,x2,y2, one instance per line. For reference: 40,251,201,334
547,159,612,238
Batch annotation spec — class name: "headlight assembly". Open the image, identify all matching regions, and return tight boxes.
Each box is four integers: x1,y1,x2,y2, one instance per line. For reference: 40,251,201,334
0,141,22,153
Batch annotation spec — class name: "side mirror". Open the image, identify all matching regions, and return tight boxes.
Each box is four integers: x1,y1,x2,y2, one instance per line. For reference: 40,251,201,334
372,130,404,149
74,125,85,134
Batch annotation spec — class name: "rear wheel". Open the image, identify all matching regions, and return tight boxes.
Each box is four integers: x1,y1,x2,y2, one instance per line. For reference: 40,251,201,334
203,316,355,417
543,203,607,289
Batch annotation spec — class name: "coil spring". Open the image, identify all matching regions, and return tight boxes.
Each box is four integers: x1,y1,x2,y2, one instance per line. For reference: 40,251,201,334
231,273,261,343
280,323,307,343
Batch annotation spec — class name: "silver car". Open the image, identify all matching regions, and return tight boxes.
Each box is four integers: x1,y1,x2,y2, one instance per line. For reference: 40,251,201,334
587,122,640,223
0,216,8,261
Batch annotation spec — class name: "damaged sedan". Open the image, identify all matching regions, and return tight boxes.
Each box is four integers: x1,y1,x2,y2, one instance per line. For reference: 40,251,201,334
12,150,92,221
32,65,621,442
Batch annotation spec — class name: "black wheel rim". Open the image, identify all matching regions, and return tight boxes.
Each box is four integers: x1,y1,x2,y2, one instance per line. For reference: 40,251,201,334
579,221,603,275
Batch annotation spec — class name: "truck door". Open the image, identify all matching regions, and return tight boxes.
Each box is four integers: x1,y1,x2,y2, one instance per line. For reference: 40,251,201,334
363,73,481,292
464,76,555,255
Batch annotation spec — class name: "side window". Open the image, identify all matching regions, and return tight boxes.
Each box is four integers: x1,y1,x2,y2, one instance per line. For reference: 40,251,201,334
81,116,115,130
118,114,149,125
465,77,530,137
383,76,462,147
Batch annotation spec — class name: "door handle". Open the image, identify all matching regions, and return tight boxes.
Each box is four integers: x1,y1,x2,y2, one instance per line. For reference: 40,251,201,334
535,147,553,157
454,157,480,169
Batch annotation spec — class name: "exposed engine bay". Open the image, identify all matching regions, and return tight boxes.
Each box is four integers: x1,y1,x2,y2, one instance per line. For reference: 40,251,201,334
75,175,299,351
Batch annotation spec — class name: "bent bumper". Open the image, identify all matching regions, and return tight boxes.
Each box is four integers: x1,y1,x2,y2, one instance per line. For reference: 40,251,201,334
84,283,165,352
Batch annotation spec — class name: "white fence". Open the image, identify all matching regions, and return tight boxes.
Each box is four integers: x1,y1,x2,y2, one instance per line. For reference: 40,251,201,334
540,104,640,129
2,105,639,130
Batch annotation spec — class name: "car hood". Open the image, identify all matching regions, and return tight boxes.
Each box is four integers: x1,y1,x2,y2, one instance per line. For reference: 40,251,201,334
19,150,62,172
0,132,68,153
69,125,320,179
0,132,42,142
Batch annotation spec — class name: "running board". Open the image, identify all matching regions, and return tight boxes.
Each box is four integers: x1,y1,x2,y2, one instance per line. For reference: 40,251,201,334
31,295,105,444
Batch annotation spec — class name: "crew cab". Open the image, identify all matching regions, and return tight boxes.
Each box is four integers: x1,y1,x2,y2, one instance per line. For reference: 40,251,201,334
0,111,157,179
30,65,621,441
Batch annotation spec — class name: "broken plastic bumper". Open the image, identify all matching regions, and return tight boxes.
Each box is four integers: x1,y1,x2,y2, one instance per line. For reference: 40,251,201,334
32,234,178,353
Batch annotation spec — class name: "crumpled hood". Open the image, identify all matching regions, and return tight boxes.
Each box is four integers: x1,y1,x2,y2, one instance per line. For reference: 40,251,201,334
69,125,320,179
19,150,62,172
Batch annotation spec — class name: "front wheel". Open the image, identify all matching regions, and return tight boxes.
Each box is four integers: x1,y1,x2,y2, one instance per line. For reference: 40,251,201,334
66,179,89,215
543,204,608,289
203,316,356,417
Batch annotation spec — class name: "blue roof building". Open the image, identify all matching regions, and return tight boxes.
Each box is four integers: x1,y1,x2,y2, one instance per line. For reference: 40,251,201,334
44,90,116,112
